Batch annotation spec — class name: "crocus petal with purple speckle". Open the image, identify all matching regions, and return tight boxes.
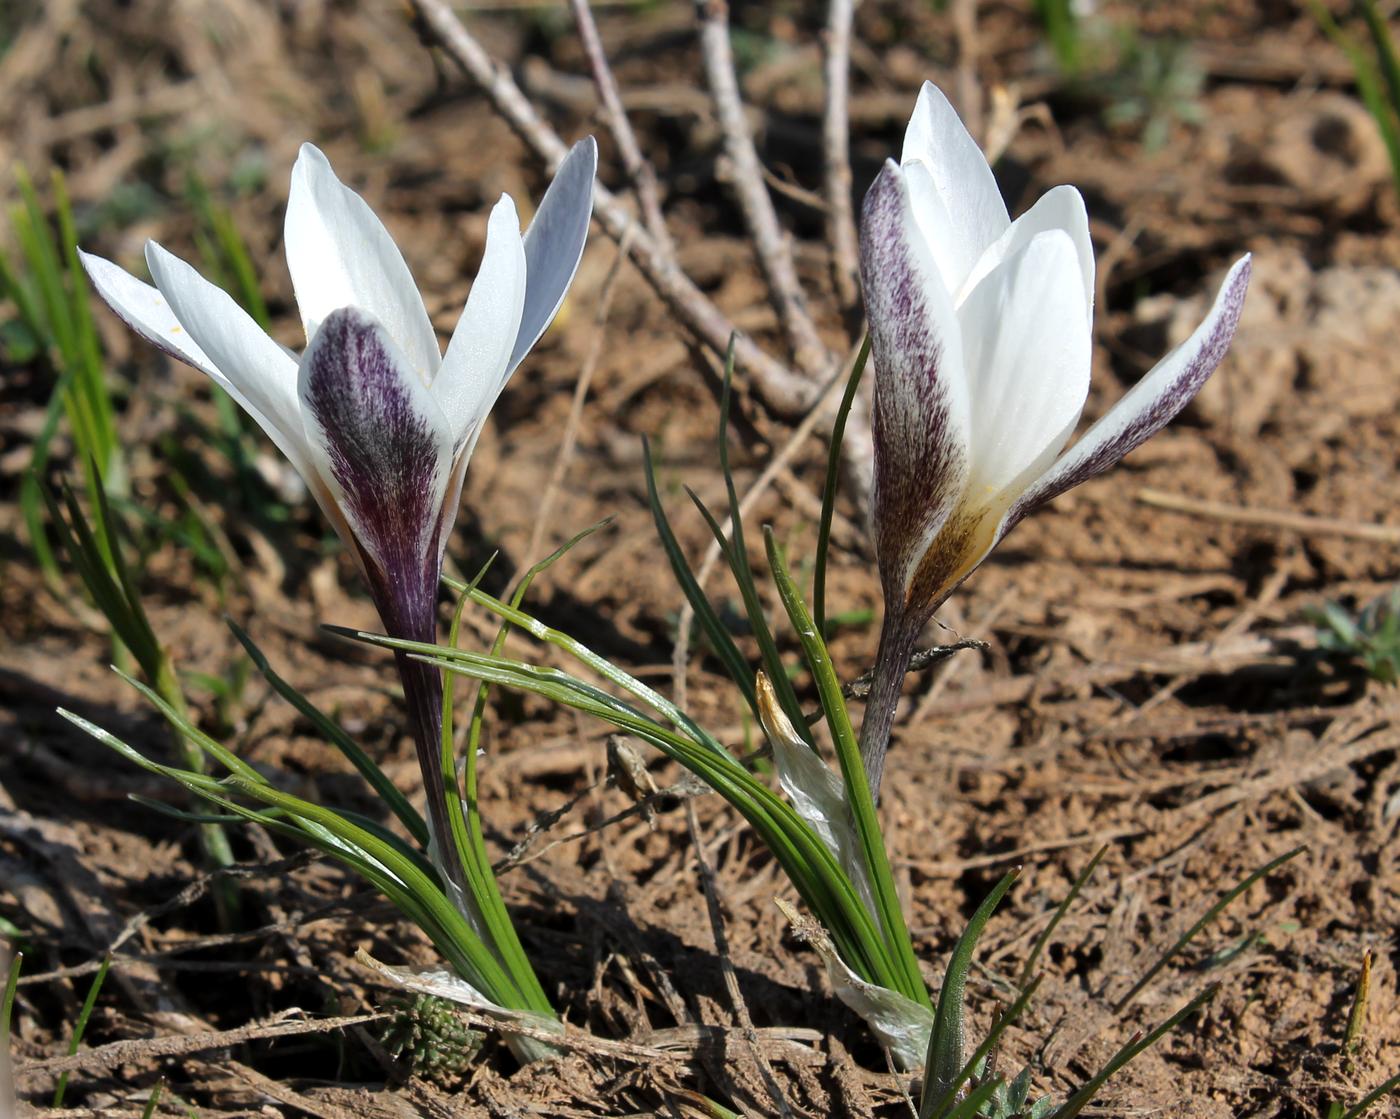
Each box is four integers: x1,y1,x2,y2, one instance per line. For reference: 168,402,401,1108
860,160,971,611
858,80,1251,623
1002,254,1253,539
299,307,456,636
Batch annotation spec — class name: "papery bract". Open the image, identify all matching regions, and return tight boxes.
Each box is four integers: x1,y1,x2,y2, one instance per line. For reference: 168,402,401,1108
857,81,1250,792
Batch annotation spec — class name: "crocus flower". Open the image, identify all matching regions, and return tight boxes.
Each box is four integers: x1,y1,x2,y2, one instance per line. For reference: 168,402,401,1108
79,138,597,868
856,82,1249,793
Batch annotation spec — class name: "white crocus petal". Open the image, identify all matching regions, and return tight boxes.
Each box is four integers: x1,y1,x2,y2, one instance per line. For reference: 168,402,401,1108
79,249,222,379
435,194,527,450
143,242,307,463
1004,254,1253,536
860,160,973,606
284,143,440,382
297,307,456,603
955,184,1095,320
509,136,598,376
900,81,1009,295
82,249,316,486
958,229,1091,502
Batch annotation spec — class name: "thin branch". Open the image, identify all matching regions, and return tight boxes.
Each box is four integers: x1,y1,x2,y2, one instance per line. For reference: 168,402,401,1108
1136,489,1400,543
821,0,860,314
408,0,820,417
842,639,989,700
951,0,983,142
695,0,833,376
566,0,673,252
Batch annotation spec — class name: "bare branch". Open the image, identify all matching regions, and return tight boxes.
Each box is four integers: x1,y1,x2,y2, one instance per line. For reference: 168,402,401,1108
566,0,673,253
694,0,833,376
951,0,982,141
821,0,860,314
408,0,821,417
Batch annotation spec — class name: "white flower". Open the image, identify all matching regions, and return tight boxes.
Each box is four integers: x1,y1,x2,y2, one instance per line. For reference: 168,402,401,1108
860,82,1249,621
80,139,596,635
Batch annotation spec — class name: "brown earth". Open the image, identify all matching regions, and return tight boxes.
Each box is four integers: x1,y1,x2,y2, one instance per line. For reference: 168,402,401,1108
2,1,1399,1116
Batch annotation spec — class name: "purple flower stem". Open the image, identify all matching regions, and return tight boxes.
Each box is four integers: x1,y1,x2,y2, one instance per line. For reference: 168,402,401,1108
858,605,924,802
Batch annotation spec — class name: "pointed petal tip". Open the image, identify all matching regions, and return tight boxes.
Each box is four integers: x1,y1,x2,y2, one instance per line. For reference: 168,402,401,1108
293,141,330,172
505,135,599,375
490,191,522,227
859,159,906,226
1004,247,1254,536
573,134,599,164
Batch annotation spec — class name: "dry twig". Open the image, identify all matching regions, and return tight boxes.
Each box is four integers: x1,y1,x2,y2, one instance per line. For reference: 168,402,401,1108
408,0,821,419
821,0,861,314
1137,489,1400,543
695,0,831,377
13,1013,383,1085
566,0,673,252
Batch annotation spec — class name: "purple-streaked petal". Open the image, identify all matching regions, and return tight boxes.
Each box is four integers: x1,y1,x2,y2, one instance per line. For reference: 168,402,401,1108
298,307,456,635
1003,254,1252,535
956,184,1094,318
284,144,440,382
958,228,1091,500
434,194,527,450
860,160,972,608
142,242,308,465
900,81,1009,295
508,136,597,376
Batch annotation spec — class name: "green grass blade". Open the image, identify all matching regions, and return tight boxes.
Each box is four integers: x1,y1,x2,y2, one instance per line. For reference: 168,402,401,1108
642,437,756,712
228,620,430,847
450,526,606,1016
140,1079,165,1119
814,335,869,638
1051,987,1216,1119
687,486,812,744
53,170,118,481
434,582,725,755
112,668,264,784
1341,1071,1400,1119
707,343,813,742
922,976,1040,1119
127,795,245,826
1018,845,1107,990
1113,845,1304,1013
922,869,1019,1108
942,1078,1004,1119
52,953,111,1107
764,527,928,1005
1,950,21,1047
62,708,491,994
357,589,908,993
226,775,525,1005
415,647,903,991
1309,0,1400,199
86,475,161,667
1359,0,1400,124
